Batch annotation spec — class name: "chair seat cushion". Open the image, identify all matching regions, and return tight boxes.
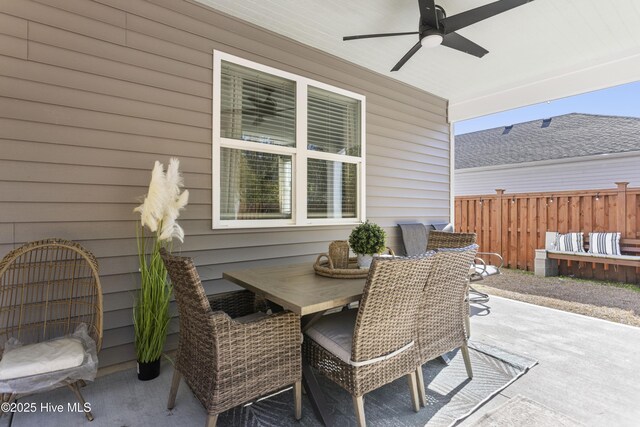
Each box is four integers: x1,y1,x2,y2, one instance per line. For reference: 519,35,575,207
472,264,499,277
306,309,416,367
305,309,358,365
234,311,268,324
0,338,85,380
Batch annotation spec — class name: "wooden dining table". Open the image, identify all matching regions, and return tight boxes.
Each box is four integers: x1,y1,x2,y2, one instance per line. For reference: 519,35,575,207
223,262,368,426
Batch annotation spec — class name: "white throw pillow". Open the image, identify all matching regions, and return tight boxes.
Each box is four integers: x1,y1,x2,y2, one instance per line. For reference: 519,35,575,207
554,232,584,252
588,232,621,255
0,338,85,380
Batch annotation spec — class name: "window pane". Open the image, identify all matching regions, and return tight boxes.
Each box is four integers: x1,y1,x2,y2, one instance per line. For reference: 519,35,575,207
307,159,357,219
220,61,296,147
220,148,292,220
308,86,361,156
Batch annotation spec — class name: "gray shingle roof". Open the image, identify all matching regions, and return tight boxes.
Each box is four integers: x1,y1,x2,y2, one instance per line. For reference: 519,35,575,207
455,113,640,169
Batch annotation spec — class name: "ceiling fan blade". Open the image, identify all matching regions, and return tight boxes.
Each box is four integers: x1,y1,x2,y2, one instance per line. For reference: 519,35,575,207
343,31,418,41
441,32,489,58
418,0,438,28
441,0,534,33
391,41,422,72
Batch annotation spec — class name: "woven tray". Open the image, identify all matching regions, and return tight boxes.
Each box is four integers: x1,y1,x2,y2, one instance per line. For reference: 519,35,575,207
313,254,369,279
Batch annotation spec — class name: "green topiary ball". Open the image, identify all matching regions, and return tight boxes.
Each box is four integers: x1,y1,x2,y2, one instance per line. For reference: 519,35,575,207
349,221,386,255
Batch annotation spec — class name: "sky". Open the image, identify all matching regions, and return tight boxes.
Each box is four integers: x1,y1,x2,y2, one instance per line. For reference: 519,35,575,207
454,81,640,135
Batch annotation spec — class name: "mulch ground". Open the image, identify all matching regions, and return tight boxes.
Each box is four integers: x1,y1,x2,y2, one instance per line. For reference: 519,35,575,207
473,268,640,327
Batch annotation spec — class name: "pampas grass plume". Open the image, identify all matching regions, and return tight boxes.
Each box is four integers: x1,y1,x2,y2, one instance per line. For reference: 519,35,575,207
135,158,189,242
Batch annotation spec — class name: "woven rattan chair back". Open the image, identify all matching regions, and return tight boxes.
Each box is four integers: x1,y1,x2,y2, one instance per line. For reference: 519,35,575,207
351,254,435,365
159,249,218,395
426,231,477,251
160,249,216,336
417,245,478,363
0,239,103,354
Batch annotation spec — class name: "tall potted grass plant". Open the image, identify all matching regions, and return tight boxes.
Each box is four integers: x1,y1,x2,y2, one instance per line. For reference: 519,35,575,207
133,158,189,381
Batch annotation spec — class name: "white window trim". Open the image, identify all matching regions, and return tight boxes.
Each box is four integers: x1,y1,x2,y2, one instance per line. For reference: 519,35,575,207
212,50,366,229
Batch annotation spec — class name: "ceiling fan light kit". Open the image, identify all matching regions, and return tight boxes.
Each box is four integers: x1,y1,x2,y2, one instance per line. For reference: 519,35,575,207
343,0,534,71
421,32,443,48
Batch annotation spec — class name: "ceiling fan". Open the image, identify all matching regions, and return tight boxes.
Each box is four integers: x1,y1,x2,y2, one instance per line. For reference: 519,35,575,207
343,0,534,71
222,86,293,126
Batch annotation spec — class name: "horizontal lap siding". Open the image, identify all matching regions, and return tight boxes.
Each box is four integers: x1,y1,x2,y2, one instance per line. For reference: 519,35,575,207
0,0,450,367
455,155,640,196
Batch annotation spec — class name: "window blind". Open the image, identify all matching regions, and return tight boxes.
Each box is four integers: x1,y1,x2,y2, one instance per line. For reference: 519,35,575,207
308,86,361,156
220,148,292,220
220,61,296,147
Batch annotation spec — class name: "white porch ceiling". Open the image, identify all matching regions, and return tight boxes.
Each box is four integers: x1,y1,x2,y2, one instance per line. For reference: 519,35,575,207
196,0,640,121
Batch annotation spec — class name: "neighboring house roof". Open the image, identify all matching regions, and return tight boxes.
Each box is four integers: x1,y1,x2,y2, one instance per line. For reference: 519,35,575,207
455,113,640,169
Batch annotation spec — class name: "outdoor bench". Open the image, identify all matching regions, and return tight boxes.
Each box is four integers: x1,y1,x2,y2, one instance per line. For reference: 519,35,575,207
535,231,640,277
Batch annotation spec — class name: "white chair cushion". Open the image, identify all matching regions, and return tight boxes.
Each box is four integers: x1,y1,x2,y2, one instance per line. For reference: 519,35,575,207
305,309,358,365
0,338,85,380
473,264,499,277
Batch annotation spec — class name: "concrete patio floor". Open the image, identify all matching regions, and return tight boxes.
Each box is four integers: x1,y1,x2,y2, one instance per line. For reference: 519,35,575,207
460,296,640,426
3,295,639,426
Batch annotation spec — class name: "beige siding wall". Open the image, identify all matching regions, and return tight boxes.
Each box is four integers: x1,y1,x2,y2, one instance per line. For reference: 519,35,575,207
0,0,450,367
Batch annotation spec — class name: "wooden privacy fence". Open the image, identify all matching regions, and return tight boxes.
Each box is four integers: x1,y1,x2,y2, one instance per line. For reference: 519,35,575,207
455,182,640,283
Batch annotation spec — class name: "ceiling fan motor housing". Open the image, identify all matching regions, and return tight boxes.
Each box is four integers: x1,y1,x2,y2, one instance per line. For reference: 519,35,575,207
419,6,445,47
420,6,446,35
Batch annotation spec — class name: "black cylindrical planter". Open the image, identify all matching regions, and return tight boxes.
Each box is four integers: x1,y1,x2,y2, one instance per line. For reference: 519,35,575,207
137,358,160,381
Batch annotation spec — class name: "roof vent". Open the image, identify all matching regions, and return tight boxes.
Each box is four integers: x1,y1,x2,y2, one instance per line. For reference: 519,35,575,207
502,125,513,135
541,118,552,128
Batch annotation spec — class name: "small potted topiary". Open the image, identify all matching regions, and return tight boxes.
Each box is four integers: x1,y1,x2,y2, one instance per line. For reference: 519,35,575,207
349,221,387,268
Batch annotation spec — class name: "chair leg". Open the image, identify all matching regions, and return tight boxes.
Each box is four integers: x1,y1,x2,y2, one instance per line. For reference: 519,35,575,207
465,298,471,339
167,369,182,410
67,381,94,421
293,380,302,420
205,414,218,427
353,395,366,427
465,315,471,339
407,371,420,413
415,366,427,407
461,343,473,379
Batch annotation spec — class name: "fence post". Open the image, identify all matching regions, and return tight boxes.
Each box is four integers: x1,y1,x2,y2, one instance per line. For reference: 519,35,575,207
615,182,629,237
495,189,505,255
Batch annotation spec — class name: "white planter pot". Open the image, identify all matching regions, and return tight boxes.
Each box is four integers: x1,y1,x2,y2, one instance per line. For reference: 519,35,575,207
356,254,374,269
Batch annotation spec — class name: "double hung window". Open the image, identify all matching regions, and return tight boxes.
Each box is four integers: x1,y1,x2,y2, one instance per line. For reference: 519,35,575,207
212,51,366,228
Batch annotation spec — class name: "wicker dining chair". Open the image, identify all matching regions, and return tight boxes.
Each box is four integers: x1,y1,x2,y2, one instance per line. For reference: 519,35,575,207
427,230,502,302
0,238,102,421
415,245,479,407
427,231,486,331
303,254,435,427
425,231,477,251
160,249,302,427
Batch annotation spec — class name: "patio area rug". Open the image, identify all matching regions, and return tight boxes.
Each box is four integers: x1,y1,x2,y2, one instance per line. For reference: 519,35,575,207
469,395,584,427
11,341,537,427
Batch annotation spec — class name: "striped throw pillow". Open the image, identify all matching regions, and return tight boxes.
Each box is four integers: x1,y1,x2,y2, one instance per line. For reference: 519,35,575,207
588,232,621,255
554,232,585,252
